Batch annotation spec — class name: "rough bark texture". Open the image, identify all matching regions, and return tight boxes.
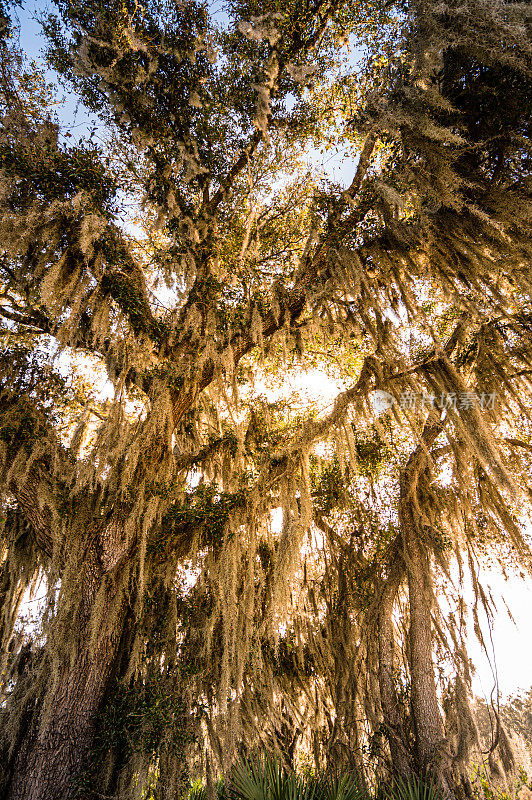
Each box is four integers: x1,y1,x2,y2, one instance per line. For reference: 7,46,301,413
403,521,445,769
399,424,455,798
6,550,128,800
377,572,413,780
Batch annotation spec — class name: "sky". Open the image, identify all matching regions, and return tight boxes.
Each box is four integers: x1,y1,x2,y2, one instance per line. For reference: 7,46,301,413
16,2,97,134
461,570,532,701
11,1,532,703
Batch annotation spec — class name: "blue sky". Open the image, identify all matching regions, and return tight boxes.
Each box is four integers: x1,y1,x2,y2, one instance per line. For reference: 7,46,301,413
15,1,100,140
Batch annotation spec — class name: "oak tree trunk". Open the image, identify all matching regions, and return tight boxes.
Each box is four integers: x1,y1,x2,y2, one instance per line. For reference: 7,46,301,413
400,484,454,799
6,550,129,800
378,574,413,780
398,416,457,799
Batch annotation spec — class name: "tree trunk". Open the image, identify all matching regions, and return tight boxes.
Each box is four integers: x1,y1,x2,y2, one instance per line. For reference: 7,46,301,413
404,525,444,768
377,573,413,780
398,416,456,798
5,549,129,800
400,480,454,798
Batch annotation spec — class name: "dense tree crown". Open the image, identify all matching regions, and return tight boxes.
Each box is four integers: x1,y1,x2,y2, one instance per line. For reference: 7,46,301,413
0,0,531,798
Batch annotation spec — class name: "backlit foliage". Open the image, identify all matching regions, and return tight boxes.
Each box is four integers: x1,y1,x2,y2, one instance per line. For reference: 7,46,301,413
0,0,530,798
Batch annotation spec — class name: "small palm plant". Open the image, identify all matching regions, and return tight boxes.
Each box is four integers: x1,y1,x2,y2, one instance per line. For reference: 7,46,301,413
316,771,369,800
384,774,442,800
228,756,301,800
193,756,442,800
227,756,368,800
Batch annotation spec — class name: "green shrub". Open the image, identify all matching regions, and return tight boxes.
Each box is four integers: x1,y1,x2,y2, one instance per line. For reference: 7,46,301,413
227,757,367,800
383,775,442,800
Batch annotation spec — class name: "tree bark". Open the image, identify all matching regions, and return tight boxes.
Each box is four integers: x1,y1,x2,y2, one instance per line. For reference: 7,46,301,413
5,548,129,800
399,422,455,798
402,516,445,771
377,570,413,780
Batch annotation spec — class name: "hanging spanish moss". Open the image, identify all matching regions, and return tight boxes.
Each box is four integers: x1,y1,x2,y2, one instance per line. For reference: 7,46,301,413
0,0,530,797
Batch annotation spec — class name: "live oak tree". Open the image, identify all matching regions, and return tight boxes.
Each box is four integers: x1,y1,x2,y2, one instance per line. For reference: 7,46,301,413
0,0,531,798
